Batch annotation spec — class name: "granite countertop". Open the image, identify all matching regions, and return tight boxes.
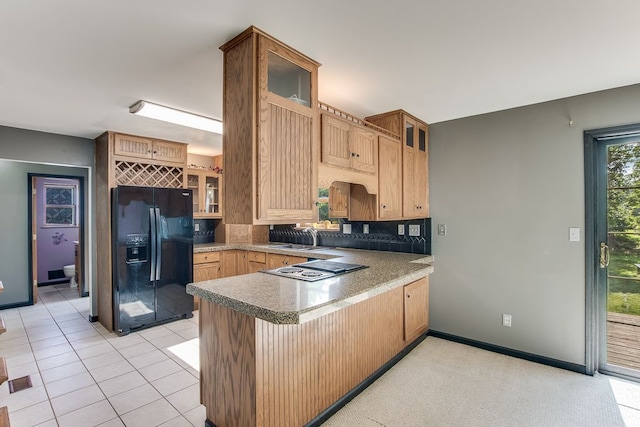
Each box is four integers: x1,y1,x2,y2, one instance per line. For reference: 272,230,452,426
187,243,434,325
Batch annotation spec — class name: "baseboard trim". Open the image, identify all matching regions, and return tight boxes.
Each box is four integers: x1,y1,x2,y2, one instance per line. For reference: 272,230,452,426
305,332,428,427
428,330,588,375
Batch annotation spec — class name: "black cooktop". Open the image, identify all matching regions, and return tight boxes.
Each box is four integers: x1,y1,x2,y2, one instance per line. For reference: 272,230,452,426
292,260,368,274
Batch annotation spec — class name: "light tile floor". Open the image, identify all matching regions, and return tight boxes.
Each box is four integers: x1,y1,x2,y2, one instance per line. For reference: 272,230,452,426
0,284,206,427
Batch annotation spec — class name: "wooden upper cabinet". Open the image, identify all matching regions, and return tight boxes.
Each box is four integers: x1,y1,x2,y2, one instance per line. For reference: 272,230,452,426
321,114,377,174
113,133,187,164
221,26,320,225
378,135,402,219
402,119,428,218
187,170,222,218
365,110,429,218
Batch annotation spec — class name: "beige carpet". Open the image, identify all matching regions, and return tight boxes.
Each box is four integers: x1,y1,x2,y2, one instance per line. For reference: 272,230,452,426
321,337,640,427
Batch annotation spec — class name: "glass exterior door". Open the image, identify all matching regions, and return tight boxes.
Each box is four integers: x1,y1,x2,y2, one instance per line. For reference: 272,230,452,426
604,142,640,375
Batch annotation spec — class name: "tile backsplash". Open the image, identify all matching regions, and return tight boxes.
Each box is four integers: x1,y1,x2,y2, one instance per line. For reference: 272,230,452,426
194,219,218,244
269,218,431,254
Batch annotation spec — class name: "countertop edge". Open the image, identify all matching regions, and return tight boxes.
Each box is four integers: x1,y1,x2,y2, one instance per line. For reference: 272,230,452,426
189,243,434,325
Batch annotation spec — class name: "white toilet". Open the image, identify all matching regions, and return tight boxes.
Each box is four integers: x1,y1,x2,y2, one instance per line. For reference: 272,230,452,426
63,264,77,288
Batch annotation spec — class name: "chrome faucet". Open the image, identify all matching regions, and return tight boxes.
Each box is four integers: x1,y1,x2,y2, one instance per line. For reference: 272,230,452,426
303,227,318,247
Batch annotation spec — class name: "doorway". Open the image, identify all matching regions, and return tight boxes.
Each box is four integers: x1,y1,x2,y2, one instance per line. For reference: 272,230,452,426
28,173,86,304
585,125,640,380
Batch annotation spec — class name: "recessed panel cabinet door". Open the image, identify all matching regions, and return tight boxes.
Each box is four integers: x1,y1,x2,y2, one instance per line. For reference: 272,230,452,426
404,277,429,342
258,102,316,221
321,114,351,169
350,126,377,174
378,135,402,219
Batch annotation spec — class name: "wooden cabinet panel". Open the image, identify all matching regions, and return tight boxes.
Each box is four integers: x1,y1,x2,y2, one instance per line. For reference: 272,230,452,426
222,27,319,225
221,250,249,277
329,182,349,218
321,115,351,169
247,251,266,273
266,254,307,269
365,110,429,219
113,133,186,164
258,102,316,221
114,134,154,160
321,114,377,174
194,263,221,282
404,277,429,342
402,118,428,218
378,135,402,219
247,251,266,263
194,252,221,264
153,140,187,164
350,126,377,173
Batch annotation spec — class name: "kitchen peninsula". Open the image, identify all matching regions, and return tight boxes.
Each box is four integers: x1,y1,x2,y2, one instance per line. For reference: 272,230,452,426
187,245,433,426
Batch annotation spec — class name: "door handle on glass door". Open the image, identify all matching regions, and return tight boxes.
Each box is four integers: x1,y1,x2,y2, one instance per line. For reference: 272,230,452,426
599,243,610,268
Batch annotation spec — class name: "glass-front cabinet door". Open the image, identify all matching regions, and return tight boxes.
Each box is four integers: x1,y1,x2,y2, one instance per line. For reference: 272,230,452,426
186,170,222,218
186,172,200,216
204,174,220,216
267,50,312,107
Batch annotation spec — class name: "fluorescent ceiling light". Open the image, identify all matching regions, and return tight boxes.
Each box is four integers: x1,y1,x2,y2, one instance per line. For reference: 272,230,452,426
129,100,223,134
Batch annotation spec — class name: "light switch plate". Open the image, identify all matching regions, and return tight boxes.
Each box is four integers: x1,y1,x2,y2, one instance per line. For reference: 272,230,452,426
569,227,580,242
194,223,200,232
398,224,405,235
363,224,369,234
343,223,352,234
409,225,420,236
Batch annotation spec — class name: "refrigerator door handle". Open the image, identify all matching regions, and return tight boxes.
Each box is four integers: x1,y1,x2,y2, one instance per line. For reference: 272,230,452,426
155,207,162,280
149,207,157,282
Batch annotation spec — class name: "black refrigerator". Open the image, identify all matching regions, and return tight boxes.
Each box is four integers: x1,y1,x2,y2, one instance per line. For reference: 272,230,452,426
112,186,194,335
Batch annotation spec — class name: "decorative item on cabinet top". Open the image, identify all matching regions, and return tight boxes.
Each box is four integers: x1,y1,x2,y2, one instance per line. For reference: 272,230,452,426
188,164,223,174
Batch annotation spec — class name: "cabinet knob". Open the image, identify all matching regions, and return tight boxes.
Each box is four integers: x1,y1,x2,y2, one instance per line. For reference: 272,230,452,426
382,205,387,209
356,153,360,158
407,294,411,299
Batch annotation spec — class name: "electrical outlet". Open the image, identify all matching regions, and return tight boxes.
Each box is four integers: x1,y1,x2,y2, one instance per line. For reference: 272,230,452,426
343,223,352,234
363,224,369,234
437,224,446,236
502,314,512,327
194,223,200,232
398,224,405,235
409,224,420,236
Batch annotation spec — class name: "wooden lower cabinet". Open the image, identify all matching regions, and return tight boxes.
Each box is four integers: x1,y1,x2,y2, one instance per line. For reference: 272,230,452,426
198,276,429,426
193,252,221,310
247,251,267,273
221,250,250,277
403,277,429,342
266,254,308,269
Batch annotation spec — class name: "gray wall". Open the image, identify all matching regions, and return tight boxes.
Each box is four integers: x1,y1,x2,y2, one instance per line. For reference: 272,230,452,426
0,126,95,311
429,83,640,365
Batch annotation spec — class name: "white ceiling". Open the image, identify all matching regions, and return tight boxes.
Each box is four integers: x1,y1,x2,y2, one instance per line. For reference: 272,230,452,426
2,0,640,157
